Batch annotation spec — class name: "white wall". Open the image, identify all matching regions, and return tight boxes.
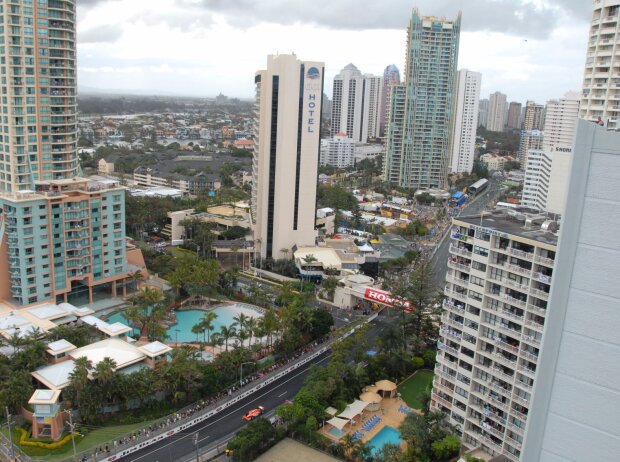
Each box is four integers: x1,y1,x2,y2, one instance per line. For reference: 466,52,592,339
521,120,620,461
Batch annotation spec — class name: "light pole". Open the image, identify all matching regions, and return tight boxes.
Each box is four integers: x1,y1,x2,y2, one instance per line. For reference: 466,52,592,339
64,409,78,462
239,361,255,388
5,406,15,462
193,432,200,462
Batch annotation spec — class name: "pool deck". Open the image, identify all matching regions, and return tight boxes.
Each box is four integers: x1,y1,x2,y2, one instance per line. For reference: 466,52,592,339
320,389,421,450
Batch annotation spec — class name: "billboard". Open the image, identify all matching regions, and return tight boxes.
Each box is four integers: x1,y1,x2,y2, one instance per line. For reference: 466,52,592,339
363,287,414,312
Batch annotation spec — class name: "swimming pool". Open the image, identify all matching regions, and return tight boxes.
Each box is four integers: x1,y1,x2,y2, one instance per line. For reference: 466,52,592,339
368,426,403,454
107,303,264,343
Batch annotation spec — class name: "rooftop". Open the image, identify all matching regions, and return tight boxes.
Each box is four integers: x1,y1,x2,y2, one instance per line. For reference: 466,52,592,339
456,208,559,246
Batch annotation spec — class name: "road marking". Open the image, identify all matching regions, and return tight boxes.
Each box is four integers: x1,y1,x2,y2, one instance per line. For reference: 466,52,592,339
277,391,287,397
126,353,330,461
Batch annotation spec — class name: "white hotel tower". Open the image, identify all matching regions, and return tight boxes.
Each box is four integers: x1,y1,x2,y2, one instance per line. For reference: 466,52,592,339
252,54,323,260
450,69,481,174
432,209,558,461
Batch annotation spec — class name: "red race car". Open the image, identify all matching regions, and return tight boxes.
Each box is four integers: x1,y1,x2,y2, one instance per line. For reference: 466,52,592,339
242,406,265,421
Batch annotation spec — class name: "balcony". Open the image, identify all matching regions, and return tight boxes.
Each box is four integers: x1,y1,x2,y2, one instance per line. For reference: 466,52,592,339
449,244,472,258
525,319,544,332
494,351,517,367
529,288,549,300
493,366,515,382
527,304,547,316
502,278,530,293
440,327,463,341
521,334,541,347
512,394,530,407
443,299,465,314
505,433,523,449
507,247,534,260
448,260,471,273
488,394,510,411
520,350,539,362
532,272,552,284
518,364,537,377
447,274,469,287
444,288,468,304
502,294,527,308
501,308,524,322
510,408,528,421
438,341,460,357
507,264,532,276
432,391,453,409
534,254,555,266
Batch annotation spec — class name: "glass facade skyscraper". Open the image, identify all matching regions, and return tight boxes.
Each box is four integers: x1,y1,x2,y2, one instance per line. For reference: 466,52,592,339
383,8,461,190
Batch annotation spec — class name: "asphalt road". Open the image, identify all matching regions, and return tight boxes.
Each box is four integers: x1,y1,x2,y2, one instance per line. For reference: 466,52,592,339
430,177,501,290
119,316,388,462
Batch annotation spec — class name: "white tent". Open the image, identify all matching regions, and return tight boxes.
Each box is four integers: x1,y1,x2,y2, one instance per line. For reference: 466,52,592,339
325,406,338,416
337,399,369,420
327,416,350,431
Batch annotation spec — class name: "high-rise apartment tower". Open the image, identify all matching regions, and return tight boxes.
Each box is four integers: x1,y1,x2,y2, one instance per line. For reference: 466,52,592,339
506,102,522,130
383,8,461,189
487,92,507,132
0,0,130,306
580,0,620,129
378,64,400,137
450,69,481,174
432,209,558,461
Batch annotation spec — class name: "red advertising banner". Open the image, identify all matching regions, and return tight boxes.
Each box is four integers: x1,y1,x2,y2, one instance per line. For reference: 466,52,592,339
363,287,413,312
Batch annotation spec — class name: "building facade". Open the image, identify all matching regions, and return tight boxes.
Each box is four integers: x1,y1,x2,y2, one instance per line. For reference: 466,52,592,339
362,74,383,141
518,130,544,169
0,0,130,306
506,102,522,130
450,69,481,174
487,92,507,132
320,134,355,169
521,120,620,461
478,99,489,128
331,64,382,143
383,8,461,189
542,91,580,151
252,54,323,259
379,64,400,137
580,0,620,129
432,209,558,461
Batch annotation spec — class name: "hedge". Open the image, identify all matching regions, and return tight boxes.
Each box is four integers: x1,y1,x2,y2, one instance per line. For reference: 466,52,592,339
17,427,76,449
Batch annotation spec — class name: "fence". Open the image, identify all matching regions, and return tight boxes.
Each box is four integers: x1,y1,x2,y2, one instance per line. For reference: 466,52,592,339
0,316,373,462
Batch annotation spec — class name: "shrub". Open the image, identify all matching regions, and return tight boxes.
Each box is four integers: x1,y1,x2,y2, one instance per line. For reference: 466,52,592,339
412,356,425,369
17,427,77,449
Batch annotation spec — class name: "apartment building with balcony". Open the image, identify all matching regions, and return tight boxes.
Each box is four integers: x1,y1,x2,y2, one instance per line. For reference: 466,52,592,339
580,0,620,129
0,177,128,306
432,208,558,461
0,0,133,307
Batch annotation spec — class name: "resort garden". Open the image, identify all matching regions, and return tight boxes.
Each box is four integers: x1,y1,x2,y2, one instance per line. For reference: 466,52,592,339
0,253,334,458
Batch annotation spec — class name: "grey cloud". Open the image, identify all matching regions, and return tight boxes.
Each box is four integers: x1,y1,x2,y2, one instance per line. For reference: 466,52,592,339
79,24,123,43
184,0,590,39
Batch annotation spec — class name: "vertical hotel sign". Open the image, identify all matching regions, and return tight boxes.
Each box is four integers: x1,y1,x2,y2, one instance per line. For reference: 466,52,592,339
305,66,321,133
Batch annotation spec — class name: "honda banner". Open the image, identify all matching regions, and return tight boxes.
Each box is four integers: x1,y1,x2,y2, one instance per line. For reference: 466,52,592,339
363,287,413,312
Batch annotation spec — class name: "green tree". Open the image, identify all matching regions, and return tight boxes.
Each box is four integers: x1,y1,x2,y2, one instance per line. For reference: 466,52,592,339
125,286,168,340
0,370,34,413
227,418,281,462
218,324,237,352
192,310,218,352
431,434,461,460
374,443,406,462
68,356,93,409
321,276,338,300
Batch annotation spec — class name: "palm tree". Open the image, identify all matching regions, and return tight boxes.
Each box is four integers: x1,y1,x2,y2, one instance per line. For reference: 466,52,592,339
128,269,145,293
125,286,167,340
93,357,117,402
218,325,236,352
7,331,23,355
246,317,256,346
201,311,218,351
69,357,92,409
260,308,280,352
232,313,249,346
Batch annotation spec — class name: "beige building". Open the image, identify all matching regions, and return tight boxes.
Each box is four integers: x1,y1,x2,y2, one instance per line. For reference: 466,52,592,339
433,209,558,460
580,0,620,128
252,54,324,259
480,153,516,171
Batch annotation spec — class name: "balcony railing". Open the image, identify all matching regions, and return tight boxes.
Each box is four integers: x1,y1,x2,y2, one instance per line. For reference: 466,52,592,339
529,287,549,300
494,351,517,367
449,244,472,258
534,254,555,266
521,334,541,347
502,294,527,308
533,272,552,284
448,260,471,272
431,392,453,409
527,304,547,316
507,264,532,276
507,247,534,260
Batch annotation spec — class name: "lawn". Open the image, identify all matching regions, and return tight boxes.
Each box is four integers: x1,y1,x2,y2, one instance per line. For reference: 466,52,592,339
1,419,159,461
398,369,434,409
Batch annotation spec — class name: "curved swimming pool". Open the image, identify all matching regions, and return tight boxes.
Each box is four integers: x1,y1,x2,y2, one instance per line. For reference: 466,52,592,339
107,303,264,343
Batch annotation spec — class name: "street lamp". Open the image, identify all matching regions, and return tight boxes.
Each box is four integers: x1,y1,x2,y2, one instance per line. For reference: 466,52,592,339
239,361,255,388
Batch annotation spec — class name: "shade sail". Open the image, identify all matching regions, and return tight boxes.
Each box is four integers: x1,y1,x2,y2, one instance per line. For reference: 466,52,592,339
337,399,369,420
327,416,350,430
325,406,338,416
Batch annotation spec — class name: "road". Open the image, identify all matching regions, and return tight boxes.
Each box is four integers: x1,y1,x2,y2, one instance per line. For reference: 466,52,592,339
119,316,387,462
430,177,502,289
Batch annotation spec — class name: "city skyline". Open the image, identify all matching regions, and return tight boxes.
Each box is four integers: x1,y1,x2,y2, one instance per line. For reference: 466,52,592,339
77,0,591,103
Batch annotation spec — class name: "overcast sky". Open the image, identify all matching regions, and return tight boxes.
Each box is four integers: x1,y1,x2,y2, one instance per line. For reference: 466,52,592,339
77,0,592,104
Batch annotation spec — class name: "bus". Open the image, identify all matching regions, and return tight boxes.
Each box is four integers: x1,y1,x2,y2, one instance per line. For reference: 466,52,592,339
468,178,489,196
